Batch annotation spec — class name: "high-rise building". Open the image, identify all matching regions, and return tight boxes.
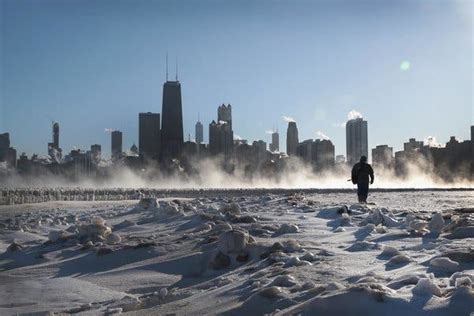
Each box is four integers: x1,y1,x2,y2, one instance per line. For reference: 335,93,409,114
5,147,17,169
161,80,183,159
403,138,423,152
195,120,203,145
218,104,232,131
90,144,101,162
139,112,161,159
372,145,393,168
53,122,59,149
313,139,335,170
48,122,62,162
270,130,279,152
0,133,10,161
346,117,368,165
286,122,298,156
209,104,234,156
111,130,122,160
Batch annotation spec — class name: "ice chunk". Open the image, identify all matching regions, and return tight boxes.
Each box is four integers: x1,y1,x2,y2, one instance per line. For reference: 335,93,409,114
387,254,411,265
217,230,249,254
449,272,474,287
270,275,298,287
428,213,445,234
219,203,241,215
380,246,400,258
430,257,459,272
137,198,158,210
274,223,299,236
412,278,442,297
106,233,121,245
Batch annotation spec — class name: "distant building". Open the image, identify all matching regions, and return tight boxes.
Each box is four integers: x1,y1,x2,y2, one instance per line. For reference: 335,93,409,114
372,145,394,169
297,139,313,162
195,120,203,145
286,122,298,156
111,130,122,160
161,80,183,159
209,104,234,156
48,122,62,162
70,149,93,177
139,112,161,159
130,143,138,155
336,155,345,164
404,138,423,152
313,139,335,170
0,133,10,161
270,130,279,152
4,147,17,169
90,144,101,163
346,117,368,165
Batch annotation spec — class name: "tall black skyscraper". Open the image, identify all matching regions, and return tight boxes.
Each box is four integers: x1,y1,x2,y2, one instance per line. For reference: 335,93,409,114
111,130,122,160
286,122,298,156
139,112,161,159
161,80,183,159
346,117,368,165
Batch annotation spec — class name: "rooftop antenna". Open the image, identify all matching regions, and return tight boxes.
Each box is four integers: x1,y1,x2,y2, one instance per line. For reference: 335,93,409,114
198,112,200,122
166,52,169,81
175,56,178,81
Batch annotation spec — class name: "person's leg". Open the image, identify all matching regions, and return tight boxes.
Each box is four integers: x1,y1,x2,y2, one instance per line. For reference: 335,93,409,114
358,182,368,203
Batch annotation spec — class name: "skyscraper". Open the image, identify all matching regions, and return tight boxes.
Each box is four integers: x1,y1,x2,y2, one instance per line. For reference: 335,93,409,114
161,80,183,159
90,144,101,162
195,120,203,145
218,104,232,130
372,145,393,168
346,117,368,165
286,122,298,156
270,130,279,152
53,122,59,149
111,130,122,160
48,122,62,162
139,112,161,159
0,133,10,161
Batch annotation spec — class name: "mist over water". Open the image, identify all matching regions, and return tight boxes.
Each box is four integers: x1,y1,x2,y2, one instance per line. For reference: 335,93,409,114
1,157,472,189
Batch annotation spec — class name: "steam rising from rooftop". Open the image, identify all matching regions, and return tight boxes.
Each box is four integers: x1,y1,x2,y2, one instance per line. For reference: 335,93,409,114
347,110,363,120
282,116,296,123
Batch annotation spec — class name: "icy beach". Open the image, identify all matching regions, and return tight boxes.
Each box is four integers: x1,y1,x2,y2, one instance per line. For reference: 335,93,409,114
0,190,473,315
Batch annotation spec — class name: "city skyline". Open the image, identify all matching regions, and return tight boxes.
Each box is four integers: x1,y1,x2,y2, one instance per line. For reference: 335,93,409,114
1,0,472,157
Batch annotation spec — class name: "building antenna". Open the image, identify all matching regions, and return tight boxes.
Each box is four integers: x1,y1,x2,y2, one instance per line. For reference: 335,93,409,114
175,56,178,81
198,112,200,122
166,52,169,81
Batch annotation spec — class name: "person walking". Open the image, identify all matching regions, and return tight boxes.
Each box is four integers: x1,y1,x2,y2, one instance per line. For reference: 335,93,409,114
351,156,374,203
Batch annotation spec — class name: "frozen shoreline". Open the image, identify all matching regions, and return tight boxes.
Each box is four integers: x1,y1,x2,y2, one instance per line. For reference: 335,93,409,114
0,191,473,315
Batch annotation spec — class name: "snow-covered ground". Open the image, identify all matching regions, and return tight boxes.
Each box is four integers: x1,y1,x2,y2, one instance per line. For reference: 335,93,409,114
0,190,473,315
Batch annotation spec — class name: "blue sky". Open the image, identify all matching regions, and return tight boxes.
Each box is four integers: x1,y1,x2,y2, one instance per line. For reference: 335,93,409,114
1,0,472,158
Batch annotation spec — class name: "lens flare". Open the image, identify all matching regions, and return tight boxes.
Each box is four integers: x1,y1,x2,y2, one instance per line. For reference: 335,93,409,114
400,61,410,71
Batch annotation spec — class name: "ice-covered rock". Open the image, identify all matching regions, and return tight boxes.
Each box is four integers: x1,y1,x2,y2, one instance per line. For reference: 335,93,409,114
137,198,158,210
412,278,442,297
334,227,345,233
259,286,283,299
6,241,23,252
428,213,445,234
455,276,472,288
430,257,460,272
387,254,411,265
449,272,474,287
274,224,299,236
159,202,182,216
211,222,233,233
447,226,474,239
326,282,345,291
106,233,121,245
299,252,316,262
409,220,428,233
92,216,106,226
211,251,231,269
49,230,69,242
380,246,400,258
346,241,380,252
270,275,298,287
217,230,249,254
362,208,400,227
219,203,241,215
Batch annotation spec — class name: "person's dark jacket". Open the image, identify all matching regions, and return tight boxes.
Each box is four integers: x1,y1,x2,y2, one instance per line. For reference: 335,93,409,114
351,162,374,185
